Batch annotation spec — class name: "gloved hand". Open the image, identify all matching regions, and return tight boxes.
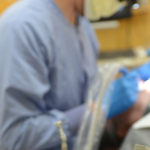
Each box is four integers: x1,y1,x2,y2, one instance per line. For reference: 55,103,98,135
132,62,150,81
105,71,139,119
106,89,150,138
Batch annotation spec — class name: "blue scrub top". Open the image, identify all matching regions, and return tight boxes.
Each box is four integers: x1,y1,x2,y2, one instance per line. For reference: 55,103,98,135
0,0,99,149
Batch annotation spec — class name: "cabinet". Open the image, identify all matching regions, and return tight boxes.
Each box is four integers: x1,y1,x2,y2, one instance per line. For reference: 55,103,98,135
96,0,150,52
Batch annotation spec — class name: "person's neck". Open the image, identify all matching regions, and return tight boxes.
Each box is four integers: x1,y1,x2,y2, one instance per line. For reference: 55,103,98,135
54,0,78,25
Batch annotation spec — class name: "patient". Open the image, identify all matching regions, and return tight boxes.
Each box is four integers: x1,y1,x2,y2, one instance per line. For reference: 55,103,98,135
99,62,150,150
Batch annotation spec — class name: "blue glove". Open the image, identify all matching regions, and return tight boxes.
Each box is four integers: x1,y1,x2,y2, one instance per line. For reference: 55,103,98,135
132,62,150,81
105,71,139,119
119,67,128,75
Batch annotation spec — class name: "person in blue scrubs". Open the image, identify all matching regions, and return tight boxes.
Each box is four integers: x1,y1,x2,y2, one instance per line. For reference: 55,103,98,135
0,0,99,149
1,0,150,149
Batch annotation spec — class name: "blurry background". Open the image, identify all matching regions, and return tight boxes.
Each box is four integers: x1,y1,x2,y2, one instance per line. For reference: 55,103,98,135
96,0,150,52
